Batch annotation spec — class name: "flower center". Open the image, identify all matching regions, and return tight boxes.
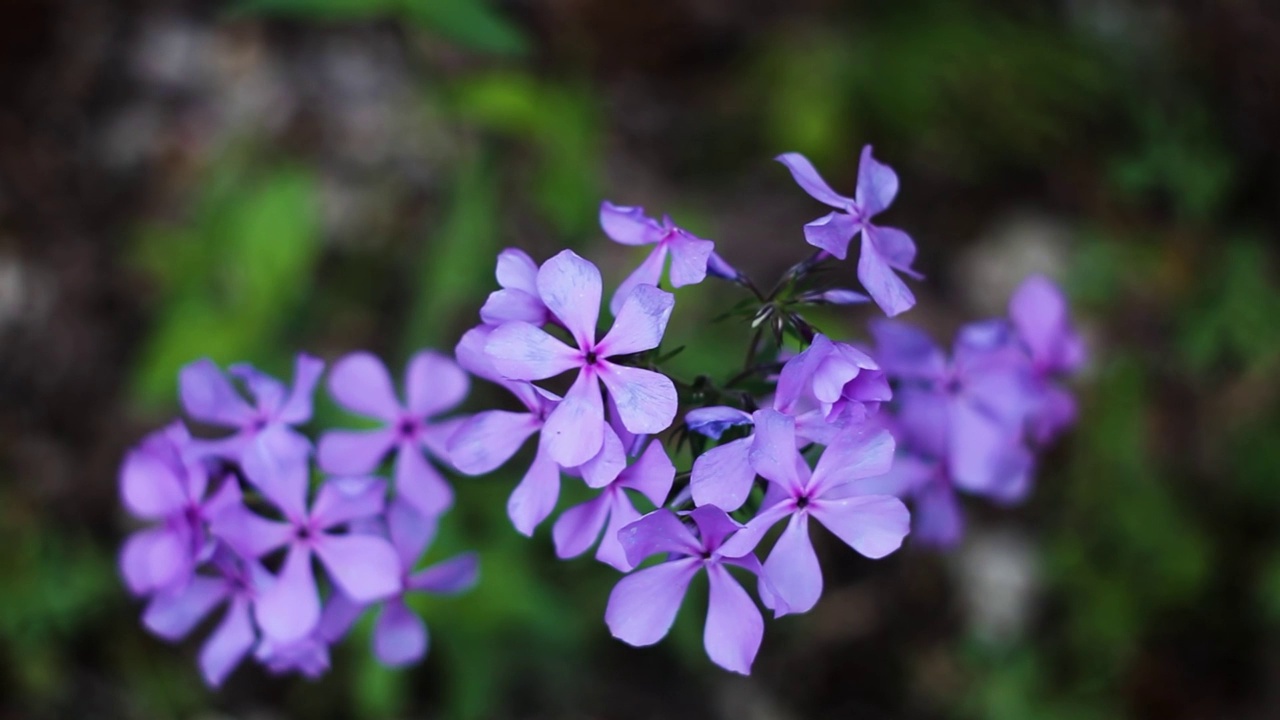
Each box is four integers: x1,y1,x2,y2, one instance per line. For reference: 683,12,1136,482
397,417,419,438
795,495,810,510
585,350,599,365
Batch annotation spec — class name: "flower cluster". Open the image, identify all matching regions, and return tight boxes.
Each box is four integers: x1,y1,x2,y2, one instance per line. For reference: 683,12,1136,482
119,144,1084,683
119,353,478,687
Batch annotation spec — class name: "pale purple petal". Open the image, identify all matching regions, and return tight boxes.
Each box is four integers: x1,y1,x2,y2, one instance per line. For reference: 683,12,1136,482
774,335,834,413
775,152,852,208
616,439,676,506
854,453,937,497
666,232,715,288
310,476,386,529
617,509,701,567
327,352,402,421
199,598,255,688
373,598,428,667
208,504,293,559
420,415,466,464
316,590,364,643
870,225,920,276
816,288,870,305
912,481,964,548
119,526,192,595
685,406,753,440
609,243,668,317
747,409,802,490
143,576,229,640
811,426,895,495
689,505,746,554
600,201,663,246
314,533,402,603
854,145,899,217
454,325,505,384
803,212,860,260
895,386,949,458
228,364,287,415
179,359,255,428
394,443,453,518
596,363,676,435
706,251,740,281
552,493,612,560
715,501,793,559
240,442,310,521
480,288,549,326
484,321,581,381
494,247,541,293
599,284,675,357
1009,274,1070,370
405,350,470,417
317,427,397,475
119,446,188,519
507,446,562,536
605,557,700,646
537,249,602,348
255,544,320,643
1029,383,1077,445
810,495,910,559
408,552,479,594
595,494,642,571
277,354,325,424
858,230,916,317
703,564,764,675
690,437,756,512
763,513,822,616
541,370,605,467
387,497,438,570
447,410,540,475
577,424,626,489
869,320,947,381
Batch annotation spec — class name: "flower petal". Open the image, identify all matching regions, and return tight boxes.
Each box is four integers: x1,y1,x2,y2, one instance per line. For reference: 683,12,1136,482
703,564,764,675
596,363,676,435
616,508,701,567
314,533,402,603
689,505,747,554
484,321,581,381
912,480,964,548
869,319,947,381
208,503,293,559
119,445,189,520
667,232,715,288
690,437,756,512
609,244,668,317
278,353,325,424
507,445,562,536
143,576,229,640
577,423,626,488
854,144,900,217
803,211,860,260
254,544,320,643
775,152,852,208
537,249,602,348
327,352,402,421
542,370,605,468
494,247,540,293
480,288,549,326
616,439,676,506
446,410,540,476
408,552,479,594
394,443,453,518
316,427,397,475
552,493,612,560
710,500,792,559
600,201,663,246
595,494,642,571
811,426,895,496
373,598,429,667
685,406,754,441
605,557,700,646
199,598,255,688
600,284,675,357
405,350,470,418
119,526,193,595
870,225,920,276
810,494,910,559
310,476,386,529
763,513,822,616
386,497,437,570
858,228,917,317
747,409,802,490
179,358,255,428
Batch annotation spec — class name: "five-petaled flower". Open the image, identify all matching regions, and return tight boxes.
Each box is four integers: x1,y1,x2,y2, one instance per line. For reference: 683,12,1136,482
599,201,716,315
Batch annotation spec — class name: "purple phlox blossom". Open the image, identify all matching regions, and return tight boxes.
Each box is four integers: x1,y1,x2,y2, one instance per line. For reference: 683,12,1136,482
775,333,892,428
553,437,675,571
321,499,479,667
210,458,401,644
119,422,241,596
606,506,772,675
179,353,323,465
600,201,716,315
1008,275,1085,445
484,249,678,468
718,410,909,616
776,146,921,317
317,350,469,518
480,248,551,327
140,547,269,687
871,318,1036,503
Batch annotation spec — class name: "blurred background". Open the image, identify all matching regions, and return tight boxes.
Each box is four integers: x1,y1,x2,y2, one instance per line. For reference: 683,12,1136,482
2,0,1280,718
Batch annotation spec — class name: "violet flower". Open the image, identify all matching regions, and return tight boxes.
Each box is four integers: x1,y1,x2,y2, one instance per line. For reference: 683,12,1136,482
480,248,551,327
179,354,323,465
210,460,401,644
119,422,240,596
552,438,675,571
606,506,770,675
599,201,716,315
484,250,678,468
1008,275,1085,444
776,146,920,316
718,410,910,616
317,350,469,518
774,333,892,427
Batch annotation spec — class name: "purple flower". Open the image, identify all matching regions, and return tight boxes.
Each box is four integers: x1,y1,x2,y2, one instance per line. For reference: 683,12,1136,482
774,333,891,427
179,354,323,464
776,146,920,316
871,319,1035,501
718,410,909,616
1008,275,1085,444
856,448,964,548
140,548,268,687
605,507,770,675
600,202,716,315
317,350,469,518
553,438,675,570
480,248,551,326
484,250,678,468
322,500,479,667
687,406,757,512
210,461,401,644
119,423,240,596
